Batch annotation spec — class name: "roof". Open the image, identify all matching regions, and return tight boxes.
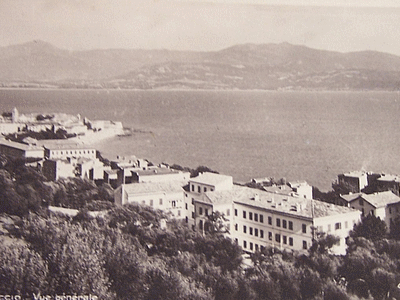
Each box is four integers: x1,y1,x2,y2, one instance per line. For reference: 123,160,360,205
339,193,364,202
121,180,187,195
264,185,293,195
362,191,400,208
377,174,400,183
190,172,232,186
204,185,357,220
0,139,44,151
339,171,367,178
134,167,188,176
40,140,95,150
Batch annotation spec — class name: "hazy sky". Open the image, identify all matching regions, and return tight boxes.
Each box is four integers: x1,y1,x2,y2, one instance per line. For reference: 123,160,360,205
1,0,400,55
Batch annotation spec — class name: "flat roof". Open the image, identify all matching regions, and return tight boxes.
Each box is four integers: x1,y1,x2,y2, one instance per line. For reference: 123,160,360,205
377,174,400,183
190,172,232,186
0,139,43,151
340,171,367,178
40,140,95,150
122,181,187,195
134,168,188,176
204,185,357,220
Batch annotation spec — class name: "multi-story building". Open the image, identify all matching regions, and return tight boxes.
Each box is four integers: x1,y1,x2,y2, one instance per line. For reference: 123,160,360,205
188,172,359,255
337,171,368,193
339,191,400,231
376,174,400,196
0,139,44,159
185,172,234,229
41,141,96,160
114,181,187,219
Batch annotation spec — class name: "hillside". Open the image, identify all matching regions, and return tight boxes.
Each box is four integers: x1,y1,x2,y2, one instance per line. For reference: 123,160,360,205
1,40,400,90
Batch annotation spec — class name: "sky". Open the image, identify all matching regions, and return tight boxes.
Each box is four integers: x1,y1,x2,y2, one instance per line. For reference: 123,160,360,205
1,0,400,55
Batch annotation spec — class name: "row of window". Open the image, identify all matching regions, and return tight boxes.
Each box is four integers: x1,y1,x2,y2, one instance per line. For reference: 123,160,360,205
191,184,214,193
239,238,307,250
51,150,95,155
236,209,308,233
235,209,264,223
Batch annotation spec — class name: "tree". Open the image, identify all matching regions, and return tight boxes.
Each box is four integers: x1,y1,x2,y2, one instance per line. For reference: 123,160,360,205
351,214,387,240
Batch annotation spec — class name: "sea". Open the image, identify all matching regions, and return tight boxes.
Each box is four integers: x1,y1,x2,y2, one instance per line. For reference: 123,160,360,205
1,88,400,191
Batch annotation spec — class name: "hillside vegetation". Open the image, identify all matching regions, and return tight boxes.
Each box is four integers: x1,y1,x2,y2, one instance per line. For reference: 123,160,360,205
2,40,400,90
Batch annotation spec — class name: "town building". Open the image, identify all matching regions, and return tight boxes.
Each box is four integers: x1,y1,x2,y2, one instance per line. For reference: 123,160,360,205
337,171,368,193
132,167,190,183
114,181,187,219
376,174,400,196
187,172,360,255
338,191,400,231
0,139,44,159
41,141,97,160
264,181,313,200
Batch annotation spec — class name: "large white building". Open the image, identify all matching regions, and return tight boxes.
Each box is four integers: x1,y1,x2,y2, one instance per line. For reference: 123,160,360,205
188,172,361,255
114,181,188,219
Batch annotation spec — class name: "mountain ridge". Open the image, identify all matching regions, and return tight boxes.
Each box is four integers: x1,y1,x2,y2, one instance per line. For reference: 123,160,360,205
1,40,400,90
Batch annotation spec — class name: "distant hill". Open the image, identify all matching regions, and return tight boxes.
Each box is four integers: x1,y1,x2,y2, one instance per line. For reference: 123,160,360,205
1,40,400,90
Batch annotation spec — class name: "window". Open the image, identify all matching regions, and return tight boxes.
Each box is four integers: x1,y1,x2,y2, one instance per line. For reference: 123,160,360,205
260,214,264,223
191,198,194,204
185,217,188,223
235,238,238,244
198,186,201,193
172,201,176,207
150,200,154,206
178,210,181,216
192,212,195,218
255,244,259,252
255,228,258,237
205,209,208,216
185,203,188,210
268,216,272,225
234,209,238,216
227,209,230,216
249,212,253,220
249,227,253,235
345,221,348,229
159,198,163,205
260,230,264,238
243,211,246,219
199,207,203,215
389,207,392,214
283,220,287,229
243,226,247,233
250,242,253,251
303,240,307,250
235,224,238,231
199,220,203,230
276,218,281,227
335,222,341,230
359,199,364,206
289,221,293,230
283,235,287,244
289,237,293,246
243,241,247,248
204,187,207,192
302,224,307,233
191,185,194,192
275,234,281,243
269,232,272,240
254,213,258,222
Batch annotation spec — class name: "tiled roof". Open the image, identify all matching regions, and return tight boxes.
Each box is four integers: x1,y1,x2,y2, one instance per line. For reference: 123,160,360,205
190,172,232,186
134,168,188,176
339,193,364,202
204,185,357,220
122,180,186,195
363,191,400,208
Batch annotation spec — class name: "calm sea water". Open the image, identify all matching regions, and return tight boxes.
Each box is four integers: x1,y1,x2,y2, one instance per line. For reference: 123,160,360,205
1,88,400,191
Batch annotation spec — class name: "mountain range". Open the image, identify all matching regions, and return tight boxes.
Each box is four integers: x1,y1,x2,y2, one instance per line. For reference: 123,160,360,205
1,40,400,90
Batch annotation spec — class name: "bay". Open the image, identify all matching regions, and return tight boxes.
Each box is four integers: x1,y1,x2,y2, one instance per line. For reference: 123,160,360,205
1,88,400,191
